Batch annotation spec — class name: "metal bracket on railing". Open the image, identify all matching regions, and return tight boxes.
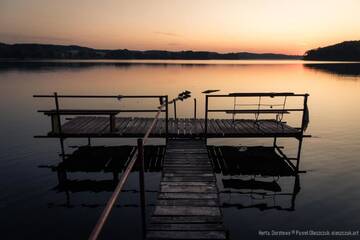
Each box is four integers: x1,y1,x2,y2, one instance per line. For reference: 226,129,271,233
168,90,192,120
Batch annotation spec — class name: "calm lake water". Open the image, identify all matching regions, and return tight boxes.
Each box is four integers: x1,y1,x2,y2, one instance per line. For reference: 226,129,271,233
0,60,360,239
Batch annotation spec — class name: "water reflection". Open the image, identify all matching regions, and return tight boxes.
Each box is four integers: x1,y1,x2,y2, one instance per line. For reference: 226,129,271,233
209,145,302,212
41,144,165,239
2,60,360,239
304,63,360,77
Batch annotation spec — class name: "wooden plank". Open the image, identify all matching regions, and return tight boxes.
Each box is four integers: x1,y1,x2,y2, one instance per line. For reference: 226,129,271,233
147,223,224,231
163,173,214,177
160,185,217,193
150,216,222,224
156,199,219,207
153,206,221,216
209,119,223,136
215,119,232,136
147,230,226,239
115,117,132,134
63,117,90,133
158,192,218,200
122,117,137,135
76,117,98,133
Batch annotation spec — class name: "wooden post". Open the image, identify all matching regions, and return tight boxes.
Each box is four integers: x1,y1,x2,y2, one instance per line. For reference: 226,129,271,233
273,137,277,147
194,98,197,120
165,96,169,144
297,94,308,172
109,114,116,132
173,101,177,120
300,94,309,133
54,92,66,161
59,138,65,161
205,95,208,142
291,174,300,211
53,92,62,134
296,137,304,172
137,138,146,239
57,169,67,185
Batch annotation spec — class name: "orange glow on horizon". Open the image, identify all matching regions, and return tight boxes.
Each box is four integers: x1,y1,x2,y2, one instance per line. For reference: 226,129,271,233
0,0,359,55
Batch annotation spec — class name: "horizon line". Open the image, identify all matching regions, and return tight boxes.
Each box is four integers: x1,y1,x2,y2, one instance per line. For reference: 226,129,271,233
0,41,304,56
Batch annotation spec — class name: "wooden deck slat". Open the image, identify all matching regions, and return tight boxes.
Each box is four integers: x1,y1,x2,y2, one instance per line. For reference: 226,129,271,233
147,230,226,240
115,117,131,134
74,117,97,133
147,139,225,240
150,216,222,224
52,117,302,138
156,199,219,207
147,223,224,231
62,117,89,133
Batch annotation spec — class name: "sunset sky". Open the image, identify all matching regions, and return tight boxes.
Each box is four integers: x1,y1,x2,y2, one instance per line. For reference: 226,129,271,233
0,0,359,55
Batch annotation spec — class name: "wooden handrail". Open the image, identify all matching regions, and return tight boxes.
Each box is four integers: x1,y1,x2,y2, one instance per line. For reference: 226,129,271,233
209,108,303,113
204,93,309,141
33,94,165,99
88,102,166,240
207,93,309,97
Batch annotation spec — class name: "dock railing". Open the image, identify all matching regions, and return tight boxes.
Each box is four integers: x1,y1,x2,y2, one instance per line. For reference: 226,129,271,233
204,92,309,139
86,99,168,240
33,93,169,138
33,93,169,239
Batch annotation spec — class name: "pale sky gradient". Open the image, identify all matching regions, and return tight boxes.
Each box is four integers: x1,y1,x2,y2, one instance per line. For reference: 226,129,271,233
0,0,359,55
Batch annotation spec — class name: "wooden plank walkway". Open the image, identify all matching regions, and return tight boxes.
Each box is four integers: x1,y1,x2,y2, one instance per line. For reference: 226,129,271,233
146,139,226,240
43,117,301,138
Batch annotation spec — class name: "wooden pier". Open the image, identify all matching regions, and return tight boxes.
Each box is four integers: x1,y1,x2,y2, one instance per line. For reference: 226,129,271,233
147,139,226,240
34,92,310,240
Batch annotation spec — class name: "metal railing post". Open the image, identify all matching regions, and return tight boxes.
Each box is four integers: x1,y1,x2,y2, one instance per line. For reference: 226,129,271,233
205,95,208,142
54,92,65,160
54,92,62,134
165,96,169,144
300,94,309,133
194,98,197,120
173,101,177,120
137,138,146,239
296,137,303,172
296,94,308,172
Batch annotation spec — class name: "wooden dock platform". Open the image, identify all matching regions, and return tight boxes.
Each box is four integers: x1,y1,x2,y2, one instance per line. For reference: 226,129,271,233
147,139,226,240
34,93,310,239
40,116,301,138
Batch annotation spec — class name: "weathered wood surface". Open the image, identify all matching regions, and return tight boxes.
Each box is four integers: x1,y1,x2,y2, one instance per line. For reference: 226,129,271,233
147,139,226,240
45,117,300,138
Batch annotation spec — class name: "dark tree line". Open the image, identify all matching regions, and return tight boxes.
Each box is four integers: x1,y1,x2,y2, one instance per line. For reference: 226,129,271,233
0,43,300,60
304,41,360,61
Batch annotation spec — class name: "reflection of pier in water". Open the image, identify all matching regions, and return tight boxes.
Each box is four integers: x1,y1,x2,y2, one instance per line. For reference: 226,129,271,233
50,144,301,212
209,146,301,212
48,145,165,209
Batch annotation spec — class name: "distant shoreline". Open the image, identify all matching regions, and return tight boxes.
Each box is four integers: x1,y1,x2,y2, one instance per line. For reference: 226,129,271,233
0,57,360,64
0,42,301,60
2,41,360,61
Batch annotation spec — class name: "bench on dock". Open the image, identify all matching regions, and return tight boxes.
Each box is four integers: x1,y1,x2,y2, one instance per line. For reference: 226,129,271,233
39,109,121,133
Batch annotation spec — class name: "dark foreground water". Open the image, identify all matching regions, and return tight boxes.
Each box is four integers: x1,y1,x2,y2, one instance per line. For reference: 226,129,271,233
0,60,359,239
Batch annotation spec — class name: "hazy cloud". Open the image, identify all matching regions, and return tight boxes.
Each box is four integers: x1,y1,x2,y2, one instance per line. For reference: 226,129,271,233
154,31,180,37
0,32,73,44
168,42,180,46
